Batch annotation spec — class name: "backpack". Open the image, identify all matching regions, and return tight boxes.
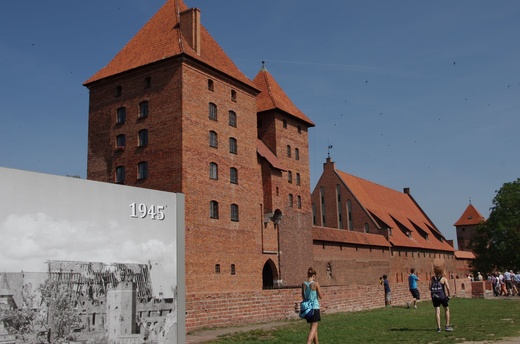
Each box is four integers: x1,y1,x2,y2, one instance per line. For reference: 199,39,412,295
430,276,446,300
299,299,314,320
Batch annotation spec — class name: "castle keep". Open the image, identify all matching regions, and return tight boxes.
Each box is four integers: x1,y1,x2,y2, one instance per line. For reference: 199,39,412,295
84,0,475,331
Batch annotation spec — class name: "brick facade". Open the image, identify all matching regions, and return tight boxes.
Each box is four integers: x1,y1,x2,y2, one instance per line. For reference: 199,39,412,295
84,0,474,332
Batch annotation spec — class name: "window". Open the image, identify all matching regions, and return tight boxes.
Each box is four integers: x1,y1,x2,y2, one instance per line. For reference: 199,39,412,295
230,167,238,184
209,103,217,121
289,194,294,207
116,107,126,124
320,187,326,226
139,101,149,118
295,148,300,160
229,111,237,127
283,119,287,128
209,131,218,148
298,126,302,134
229,137,237,154
364,223,370,233
297,195,302,209
138,129,148,147
210,201,219,219
215,264,220,273
336,185,342,229
115,166,125,184
230,264,236,275
312,203,316,225
347,200,353,230
115,85,122,97
137,161,148,180
288,171,293,183
296,173,301,186
231,89,237,101
208,79,214,91
116,134,126,149
231,204,239,221
144,77,151,88
209,162,218,180
287,145,291,158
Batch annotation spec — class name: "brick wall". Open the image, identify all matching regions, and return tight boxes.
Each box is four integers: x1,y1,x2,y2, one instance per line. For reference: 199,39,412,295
185,278,472,332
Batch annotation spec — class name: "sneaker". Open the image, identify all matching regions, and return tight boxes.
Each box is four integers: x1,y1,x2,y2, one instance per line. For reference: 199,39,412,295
445,326,453,332
406,302,411,309
414,305,418,309
437,328,441,333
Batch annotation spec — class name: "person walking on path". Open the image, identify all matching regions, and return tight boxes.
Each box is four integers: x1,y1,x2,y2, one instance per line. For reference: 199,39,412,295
407,268,420,309
382,275,391,307
429,265,453,332
303,267,323,344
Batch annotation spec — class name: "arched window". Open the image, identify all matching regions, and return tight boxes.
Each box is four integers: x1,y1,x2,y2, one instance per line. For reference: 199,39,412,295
210,201,219,219
296,173,301,186
283,119,287,128
137,161,148,179
209,162,218,180
229,137,237,154
364,223,370,233
229,111,237,127
138,129,148,147
288,194,294,207
287,145,291,157
208,79,214,91
312,203,317,225
230,167,238,184
336,185,343,229
139,101,149,118
116,134,126,149
231,204,239,221
297,195,302,209
288,171,293,183
320,187,326,226
347,199,353,230
295,148,300,160
209,131,218,148
116,107,126,124
209,103,217,121
115,166,125,184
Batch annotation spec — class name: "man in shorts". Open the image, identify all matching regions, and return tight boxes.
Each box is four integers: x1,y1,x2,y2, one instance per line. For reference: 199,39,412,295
407,268,420,309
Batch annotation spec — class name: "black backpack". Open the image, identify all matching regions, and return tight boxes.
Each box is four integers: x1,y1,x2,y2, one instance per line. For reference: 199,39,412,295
431,276,446,300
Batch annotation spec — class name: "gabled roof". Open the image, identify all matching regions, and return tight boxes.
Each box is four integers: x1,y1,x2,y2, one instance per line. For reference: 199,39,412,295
257,139,286,171
336,170,454,252
454,204,486,226
313,226,390,248
84,0,254,89
253,66,315,127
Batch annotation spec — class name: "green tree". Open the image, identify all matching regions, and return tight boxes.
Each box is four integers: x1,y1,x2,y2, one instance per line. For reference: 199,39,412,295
471,178,520,273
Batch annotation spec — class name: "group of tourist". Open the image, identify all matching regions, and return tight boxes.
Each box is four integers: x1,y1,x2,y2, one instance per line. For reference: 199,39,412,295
300,265,454,343
488,270,520,297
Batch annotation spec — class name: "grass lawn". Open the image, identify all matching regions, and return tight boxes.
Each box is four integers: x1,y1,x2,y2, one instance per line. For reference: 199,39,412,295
206,298,520,343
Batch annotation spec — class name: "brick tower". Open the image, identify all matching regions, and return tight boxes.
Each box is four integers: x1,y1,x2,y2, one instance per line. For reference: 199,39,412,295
84,0,314,293
454,203,486,251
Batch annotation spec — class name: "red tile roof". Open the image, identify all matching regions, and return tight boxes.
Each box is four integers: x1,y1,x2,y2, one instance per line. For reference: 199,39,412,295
453,204,486,226
336,170,454,252
257,139,286,171
84,0,254,89
313,226,390,248
253,66,315,126
454,251,476,259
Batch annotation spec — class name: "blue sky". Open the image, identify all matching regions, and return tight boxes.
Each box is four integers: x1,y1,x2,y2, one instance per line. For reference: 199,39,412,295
1,1,519,247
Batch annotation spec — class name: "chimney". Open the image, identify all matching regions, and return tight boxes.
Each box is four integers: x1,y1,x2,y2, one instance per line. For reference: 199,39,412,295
403,187,410,194
180,8,201,55
323,157,335,171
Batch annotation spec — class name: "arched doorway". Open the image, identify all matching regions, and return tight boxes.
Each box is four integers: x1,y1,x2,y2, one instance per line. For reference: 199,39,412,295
262,259,278,289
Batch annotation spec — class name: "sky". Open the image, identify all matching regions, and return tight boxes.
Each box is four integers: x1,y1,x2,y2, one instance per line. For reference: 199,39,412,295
1,1,519,247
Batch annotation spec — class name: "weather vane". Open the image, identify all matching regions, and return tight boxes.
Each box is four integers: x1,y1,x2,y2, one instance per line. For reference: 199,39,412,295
327,145,333,158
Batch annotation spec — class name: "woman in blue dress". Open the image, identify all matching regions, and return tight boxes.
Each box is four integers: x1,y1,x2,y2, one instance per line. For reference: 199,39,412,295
302,267,323,344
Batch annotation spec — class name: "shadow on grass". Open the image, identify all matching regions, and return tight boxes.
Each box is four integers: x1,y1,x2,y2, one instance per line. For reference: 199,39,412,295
389,328,436,332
